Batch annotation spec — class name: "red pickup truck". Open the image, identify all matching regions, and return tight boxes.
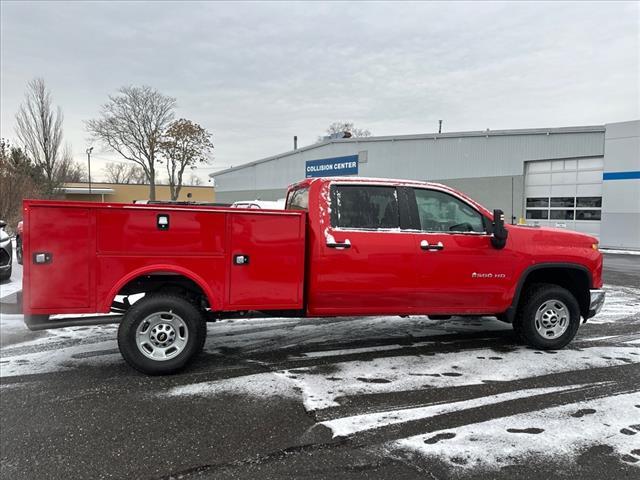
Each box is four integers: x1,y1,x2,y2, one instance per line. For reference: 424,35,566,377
21,177,605,374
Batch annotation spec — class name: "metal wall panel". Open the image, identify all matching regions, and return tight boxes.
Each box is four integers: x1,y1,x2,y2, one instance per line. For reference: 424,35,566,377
600,121,640,249
213,129,605,194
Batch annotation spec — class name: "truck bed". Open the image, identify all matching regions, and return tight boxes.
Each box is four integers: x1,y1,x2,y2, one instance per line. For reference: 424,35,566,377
23,200,306,316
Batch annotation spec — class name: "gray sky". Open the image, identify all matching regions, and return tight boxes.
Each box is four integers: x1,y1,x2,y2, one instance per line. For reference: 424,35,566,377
1,1,638,182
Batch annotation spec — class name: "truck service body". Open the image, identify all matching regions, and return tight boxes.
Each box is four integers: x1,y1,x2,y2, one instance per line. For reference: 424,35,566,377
21,177,605,374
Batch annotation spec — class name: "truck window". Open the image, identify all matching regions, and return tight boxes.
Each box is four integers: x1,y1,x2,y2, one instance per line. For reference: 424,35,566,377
413,188,484,233
332,185,399,229
286,187,309,211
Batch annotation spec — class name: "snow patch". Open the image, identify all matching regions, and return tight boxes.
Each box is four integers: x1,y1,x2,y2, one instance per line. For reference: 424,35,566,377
392,392,640,470
0,338,120,377
283,346,640,412
322,384,592,437
589,285,640,323
161,371,298,399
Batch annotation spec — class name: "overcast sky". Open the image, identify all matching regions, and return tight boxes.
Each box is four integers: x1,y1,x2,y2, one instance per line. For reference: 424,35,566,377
1,1,638,182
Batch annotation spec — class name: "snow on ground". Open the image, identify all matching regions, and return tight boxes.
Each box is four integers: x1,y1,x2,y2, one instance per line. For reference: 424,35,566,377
0,278,21,300
589,285,640,323
0,337,119,377
0,330,119,378
391,392,640,470
321,384,596,437
161,371,298,399
0,240,21,300
280,345,640,411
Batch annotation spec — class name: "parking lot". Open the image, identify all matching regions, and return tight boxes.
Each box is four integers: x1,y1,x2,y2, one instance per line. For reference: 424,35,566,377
1,252,639,479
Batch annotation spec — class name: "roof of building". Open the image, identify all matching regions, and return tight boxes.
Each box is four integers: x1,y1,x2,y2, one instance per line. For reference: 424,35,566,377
210,124,606,177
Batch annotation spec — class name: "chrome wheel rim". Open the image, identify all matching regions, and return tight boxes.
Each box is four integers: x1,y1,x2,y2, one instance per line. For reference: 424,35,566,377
534,299,570,339
136,311,189,361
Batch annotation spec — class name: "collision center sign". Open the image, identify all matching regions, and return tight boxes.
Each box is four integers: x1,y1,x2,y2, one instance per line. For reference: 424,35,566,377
305,154,358,178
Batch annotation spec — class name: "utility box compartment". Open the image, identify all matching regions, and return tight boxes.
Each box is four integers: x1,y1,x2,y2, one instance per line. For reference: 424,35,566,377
27,205,93,310
228,212,306,309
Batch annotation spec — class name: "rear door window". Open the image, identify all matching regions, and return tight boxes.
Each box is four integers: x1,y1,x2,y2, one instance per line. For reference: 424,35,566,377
331,185,399,229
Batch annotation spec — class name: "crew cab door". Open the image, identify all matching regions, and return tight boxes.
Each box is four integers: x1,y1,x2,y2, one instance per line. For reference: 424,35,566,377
408,187,516,313
311,184,416,315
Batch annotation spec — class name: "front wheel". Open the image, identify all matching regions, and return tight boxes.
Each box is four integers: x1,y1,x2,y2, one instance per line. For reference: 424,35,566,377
118,294,207,375
516,284,581,350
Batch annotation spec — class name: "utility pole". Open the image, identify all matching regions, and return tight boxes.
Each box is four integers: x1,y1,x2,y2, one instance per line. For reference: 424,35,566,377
86,147,94,194
438,120,443,134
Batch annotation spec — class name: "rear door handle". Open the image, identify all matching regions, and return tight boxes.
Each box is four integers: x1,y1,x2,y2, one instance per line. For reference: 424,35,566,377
420,240,444,251
326,239,351,249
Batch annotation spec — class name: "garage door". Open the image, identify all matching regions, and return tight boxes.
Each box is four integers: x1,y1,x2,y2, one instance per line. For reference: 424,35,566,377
524,157,603,238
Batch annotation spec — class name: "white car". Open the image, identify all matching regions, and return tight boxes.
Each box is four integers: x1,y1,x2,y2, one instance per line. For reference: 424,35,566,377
230,199,285,210
0,221,12,281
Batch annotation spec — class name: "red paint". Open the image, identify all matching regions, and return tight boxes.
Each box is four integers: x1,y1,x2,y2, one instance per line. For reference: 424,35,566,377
23,178,603,320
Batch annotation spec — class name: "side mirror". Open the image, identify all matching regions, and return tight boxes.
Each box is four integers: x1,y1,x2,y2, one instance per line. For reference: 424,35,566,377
490,209,508,249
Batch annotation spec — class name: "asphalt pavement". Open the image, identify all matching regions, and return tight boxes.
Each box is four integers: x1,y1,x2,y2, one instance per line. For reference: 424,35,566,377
1,253,639,480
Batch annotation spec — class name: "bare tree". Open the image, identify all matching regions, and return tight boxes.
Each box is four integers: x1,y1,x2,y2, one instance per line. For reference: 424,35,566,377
186,172,204,186
14,78,65,189
103,162,147,184
86,86,176,200
0,139,43,229
159,118,213,200
55,145,87,183
318,121,372,142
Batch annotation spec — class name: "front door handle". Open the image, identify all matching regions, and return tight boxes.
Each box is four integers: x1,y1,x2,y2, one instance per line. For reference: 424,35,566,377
327,239,351,249
420,240,444,251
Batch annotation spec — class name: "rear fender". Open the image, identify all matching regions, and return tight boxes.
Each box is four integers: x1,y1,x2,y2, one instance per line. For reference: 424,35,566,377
102,265,217,312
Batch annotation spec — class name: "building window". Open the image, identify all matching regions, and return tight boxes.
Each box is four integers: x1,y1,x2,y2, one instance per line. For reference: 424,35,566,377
550,210,575,220
525,196,602,222
526,198,549,208
550,197,575,208
576,210,602,221
526,210,549,220
576,197,602,208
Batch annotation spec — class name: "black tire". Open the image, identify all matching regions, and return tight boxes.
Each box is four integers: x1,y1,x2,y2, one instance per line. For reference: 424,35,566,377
0,265,11,282
516,283,580,350
118,294,206,375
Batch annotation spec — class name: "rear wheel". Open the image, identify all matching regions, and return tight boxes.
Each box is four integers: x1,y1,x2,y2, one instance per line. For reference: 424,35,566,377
118,294,206,375
516,284,580,350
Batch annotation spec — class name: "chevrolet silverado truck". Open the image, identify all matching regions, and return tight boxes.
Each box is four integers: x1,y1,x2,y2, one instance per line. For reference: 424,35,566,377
21,177,605,374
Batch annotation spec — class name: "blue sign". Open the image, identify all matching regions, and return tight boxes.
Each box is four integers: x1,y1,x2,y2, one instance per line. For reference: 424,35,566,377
305,154,359,178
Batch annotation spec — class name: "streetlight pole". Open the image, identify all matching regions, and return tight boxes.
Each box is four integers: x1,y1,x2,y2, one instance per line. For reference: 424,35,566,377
86,147,94,194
